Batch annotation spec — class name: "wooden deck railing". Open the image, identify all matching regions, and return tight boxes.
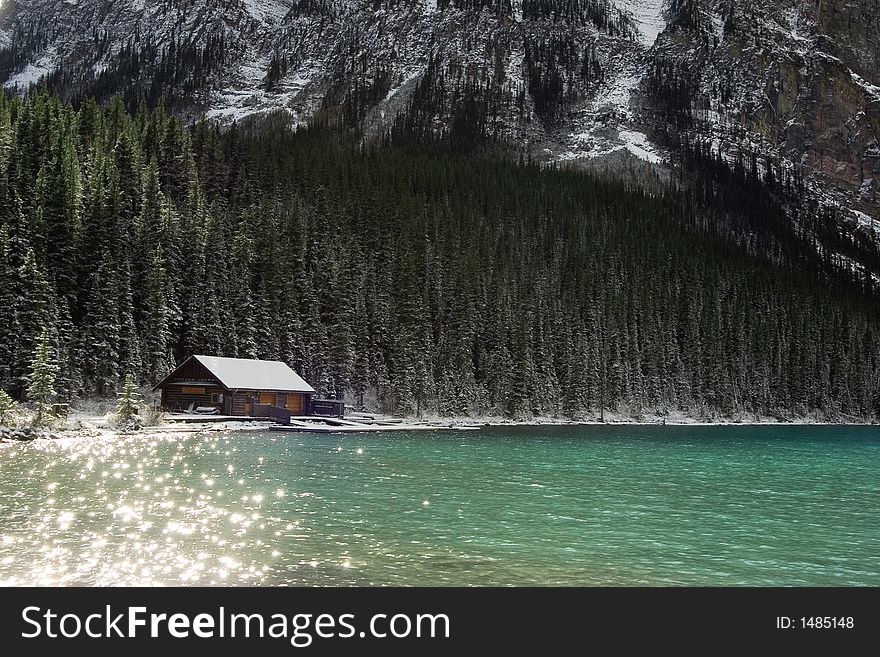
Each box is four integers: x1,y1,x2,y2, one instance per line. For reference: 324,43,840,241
252,404,293,424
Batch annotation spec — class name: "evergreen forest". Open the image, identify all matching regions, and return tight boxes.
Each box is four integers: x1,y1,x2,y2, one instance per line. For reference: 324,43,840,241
1,90,878,420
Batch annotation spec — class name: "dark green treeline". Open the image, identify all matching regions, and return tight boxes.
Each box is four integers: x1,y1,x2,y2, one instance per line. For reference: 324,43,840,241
0,91,878,419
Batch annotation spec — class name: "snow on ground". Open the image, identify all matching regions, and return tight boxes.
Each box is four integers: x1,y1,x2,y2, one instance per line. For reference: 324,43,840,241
565,128,663,164
3,49,57,90
618,130,662,163
853,209,880,233
384,70,421,102
154,420,275,433
833,250,880,285
207,57,316,124
241,0,290,24
4,64,49,89
554,3,668,166
850,71,880,99
423,408,873,427
599,68,639,120
616,0,667,46
558,48,666,166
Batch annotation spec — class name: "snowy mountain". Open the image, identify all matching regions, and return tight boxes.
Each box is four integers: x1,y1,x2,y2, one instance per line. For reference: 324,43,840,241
0,1,878,253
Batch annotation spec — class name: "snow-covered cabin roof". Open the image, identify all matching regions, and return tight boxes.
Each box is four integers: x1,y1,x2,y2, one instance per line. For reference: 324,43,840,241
155,355,315,393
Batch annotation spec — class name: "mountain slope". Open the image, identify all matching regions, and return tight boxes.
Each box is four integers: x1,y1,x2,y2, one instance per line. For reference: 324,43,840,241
0,1,878,269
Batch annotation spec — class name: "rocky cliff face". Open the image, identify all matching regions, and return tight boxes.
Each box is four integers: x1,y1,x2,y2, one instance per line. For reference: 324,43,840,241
647,0,879,223
0,1,878,236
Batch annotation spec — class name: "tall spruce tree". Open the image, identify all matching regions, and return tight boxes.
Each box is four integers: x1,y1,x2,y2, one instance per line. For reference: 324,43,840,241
0,226,18,391
115,373,142,430
0,390,17,425
79,252,122,395
15,249,52,399
27,328,58,427
142,245,175,383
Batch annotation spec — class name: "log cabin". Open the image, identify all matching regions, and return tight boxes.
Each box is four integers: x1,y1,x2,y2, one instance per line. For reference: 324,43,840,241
153,355,317,416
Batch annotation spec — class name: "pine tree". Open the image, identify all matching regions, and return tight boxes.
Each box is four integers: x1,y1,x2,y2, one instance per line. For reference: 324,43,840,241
229,216,257,358
27,327,58,427
36,129,83,305
15,249,52,398
112,126,143,244
0,90,878,421
52,295,78,400
79,252,121,395
0,226,19,391
0,390,17,425
117,259,142,383
133,157,165,312
142,245,175,383
326,255,356,399
115,373,142,430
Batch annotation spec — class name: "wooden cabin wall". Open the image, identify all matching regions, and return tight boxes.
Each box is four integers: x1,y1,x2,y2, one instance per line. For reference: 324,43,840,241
161,385,219,411
285,394,305,414
159,381,313,417
232,392,248,416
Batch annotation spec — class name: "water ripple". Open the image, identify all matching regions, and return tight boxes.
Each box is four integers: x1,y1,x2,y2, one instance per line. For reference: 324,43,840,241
0,425,878,586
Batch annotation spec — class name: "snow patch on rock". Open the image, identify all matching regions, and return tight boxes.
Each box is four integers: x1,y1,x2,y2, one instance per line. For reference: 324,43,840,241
853,209,880,232
242,0,291,23
557,37,665,167
384,70,422,102
565,128,664,164
619,130,662,163
850,71,880,99
3,49,57,90
616,0,666,46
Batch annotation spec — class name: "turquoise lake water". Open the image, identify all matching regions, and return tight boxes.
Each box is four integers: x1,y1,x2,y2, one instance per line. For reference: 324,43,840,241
0,425,877,586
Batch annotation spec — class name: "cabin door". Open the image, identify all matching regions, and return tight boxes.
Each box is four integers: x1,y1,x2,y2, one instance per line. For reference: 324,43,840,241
286,394,303,414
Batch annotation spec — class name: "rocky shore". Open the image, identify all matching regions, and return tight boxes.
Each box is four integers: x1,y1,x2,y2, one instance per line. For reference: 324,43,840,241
0,426,62,442
0,425,104,443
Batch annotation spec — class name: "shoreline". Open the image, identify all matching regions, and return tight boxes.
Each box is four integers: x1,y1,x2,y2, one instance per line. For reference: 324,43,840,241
2,411,877,444
446,418,880,427
425,407,879,428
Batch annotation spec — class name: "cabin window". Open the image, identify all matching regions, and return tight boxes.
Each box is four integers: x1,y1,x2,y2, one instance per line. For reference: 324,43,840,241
182,386,206,395
211,393,223,403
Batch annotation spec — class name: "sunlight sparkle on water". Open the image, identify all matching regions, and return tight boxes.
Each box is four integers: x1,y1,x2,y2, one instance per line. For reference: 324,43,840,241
1,426,877,586
0,433,294,585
